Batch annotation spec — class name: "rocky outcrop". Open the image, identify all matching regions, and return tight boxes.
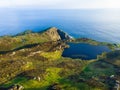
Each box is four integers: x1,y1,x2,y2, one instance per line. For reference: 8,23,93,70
57,29,72,40
8,84,24,90
43,27,61,41
33,76,41,81
43,27,73,41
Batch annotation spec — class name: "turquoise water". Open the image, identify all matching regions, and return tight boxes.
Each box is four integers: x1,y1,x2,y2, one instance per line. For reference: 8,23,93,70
0,9,120,43
62,43,111,60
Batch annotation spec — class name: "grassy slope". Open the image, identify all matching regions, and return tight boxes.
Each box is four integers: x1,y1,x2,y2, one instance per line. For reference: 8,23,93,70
0,38,95,89
0,32,51,51
0,30,120,90
1,50,119,90
104,50,120,66
0,48,93,90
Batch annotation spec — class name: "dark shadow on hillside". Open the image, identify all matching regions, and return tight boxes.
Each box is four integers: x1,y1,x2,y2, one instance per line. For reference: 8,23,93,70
0,43,40,54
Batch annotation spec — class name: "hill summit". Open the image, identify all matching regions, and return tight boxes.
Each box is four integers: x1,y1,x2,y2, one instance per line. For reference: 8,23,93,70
41,27,72,41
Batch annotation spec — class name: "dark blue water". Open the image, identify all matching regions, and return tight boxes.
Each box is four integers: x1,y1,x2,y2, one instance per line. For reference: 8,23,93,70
0,9,120,43
62,43,111,60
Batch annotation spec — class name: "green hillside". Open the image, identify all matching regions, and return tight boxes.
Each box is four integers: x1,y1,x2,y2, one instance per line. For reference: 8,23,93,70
0,27,120,90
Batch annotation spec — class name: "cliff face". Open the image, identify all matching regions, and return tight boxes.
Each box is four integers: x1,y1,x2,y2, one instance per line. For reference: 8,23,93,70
57,29,72,40
43,27,72,41
42,27,61,41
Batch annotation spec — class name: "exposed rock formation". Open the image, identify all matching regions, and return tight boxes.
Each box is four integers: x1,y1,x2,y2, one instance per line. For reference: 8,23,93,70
8,84,24,90
57,29,72,40
43,27,72,41
33,76,41,81
43,27,61,41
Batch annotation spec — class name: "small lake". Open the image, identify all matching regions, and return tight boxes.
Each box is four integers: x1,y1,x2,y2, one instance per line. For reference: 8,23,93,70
62,43,111,60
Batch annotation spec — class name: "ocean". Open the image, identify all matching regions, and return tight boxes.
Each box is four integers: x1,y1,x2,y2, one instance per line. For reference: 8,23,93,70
0,9,120,43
